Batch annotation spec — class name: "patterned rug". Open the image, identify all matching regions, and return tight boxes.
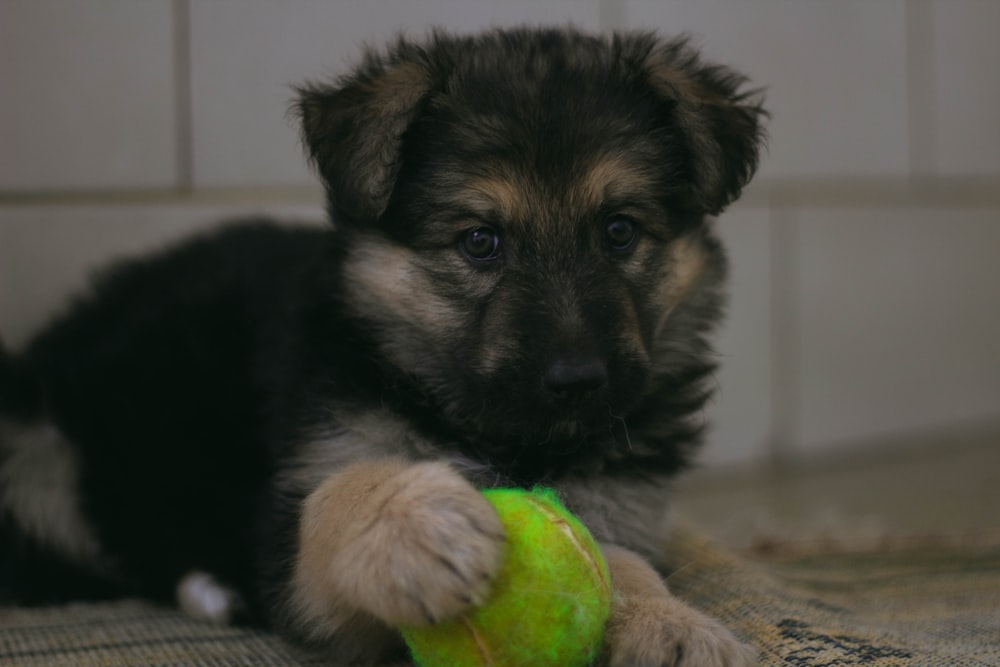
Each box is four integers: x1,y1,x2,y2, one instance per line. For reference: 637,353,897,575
2,527,998,666
667,527,1000,667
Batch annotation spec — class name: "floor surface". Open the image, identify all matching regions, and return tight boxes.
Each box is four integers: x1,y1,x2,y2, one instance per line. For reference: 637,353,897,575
672,420,1000,552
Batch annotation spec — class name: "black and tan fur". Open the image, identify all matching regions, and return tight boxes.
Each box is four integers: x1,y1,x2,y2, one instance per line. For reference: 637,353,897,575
0,28,765,666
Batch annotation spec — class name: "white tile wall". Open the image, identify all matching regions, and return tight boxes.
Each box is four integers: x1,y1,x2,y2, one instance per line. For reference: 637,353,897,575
0,1,178,191
622,0,910,181
2,1,999,465
789,207,1000,451
703,207,772,465
929,0,1000,176
189,0,601,188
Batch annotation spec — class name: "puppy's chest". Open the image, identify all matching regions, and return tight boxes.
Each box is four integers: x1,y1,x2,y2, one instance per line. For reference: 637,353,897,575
276,405,669,552
277,407,494,495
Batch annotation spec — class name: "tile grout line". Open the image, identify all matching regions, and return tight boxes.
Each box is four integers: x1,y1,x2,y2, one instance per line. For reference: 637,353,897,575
767,204,799,466
173,0,194,193
5,179,1000,208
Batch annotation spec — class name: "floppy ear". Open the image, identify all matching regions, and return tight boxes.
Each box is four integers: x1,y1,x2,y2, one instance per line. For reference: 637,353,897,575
637,36,767,215
296,55,433,223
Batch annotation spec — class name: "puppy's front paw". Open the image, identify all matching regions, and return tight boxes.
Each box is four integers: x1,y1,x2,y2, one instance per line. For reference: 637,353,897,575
319,461,505,628
604,596,757,667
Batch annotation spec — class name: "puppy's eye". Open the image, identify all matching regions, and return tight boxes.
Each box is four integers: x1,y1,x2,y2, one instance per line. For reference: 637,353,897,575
605,217,638,251
461,227,501,262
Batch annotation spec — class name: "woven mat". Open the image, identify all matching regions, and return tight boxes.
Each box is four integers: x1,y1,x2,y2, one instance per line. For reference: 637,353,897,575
2,528,998,666
665,527,1000,667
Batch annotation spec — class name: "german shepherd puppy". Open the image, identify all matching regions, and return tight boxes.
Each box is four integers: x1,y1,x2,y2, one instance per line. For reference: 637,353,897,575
0,28,764,666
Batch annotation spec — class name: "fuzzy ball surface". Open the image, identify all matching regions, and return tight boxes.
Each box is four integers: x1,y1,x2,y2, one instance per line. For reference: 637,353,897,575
402,487,612,667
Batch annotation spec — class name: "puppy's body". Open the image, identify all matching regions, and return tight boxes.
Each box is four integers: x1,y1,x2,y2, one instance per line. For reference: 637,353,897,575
0,28,764,666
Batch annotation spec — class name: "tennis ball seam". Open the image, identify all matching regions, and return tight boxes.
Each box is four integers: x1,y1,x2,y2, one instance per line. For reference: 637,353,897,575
522,493,610,597
461,617,493,666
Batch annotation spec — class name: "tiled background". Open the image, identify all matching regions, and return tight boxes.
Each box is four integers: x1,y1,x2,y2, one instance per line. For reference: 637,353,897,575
2,0,998,466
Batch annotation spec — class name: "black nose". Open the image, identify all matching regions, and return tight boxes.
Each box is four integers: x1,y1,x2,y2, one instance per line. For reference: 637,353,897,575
543,357,607,402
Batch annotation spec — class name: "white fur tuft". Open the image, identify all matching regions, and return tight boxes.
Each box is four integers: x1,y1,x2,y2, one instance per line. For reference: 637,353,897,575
176,570,242,624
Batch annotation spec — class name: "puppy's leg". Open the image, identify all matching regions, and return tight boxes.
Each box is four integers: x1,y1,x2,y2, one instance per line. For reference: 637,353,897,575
601,545,757,667
290,458,505,659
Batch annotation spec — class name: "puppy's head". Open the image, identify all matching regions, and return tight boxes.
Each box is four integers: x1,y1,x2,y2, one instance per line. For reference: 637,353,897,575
297,28,765,478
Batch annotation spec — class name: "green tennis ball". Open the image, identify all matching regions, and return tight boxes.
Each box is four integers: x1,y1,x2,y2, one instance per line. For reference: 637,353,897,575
402,487,612,667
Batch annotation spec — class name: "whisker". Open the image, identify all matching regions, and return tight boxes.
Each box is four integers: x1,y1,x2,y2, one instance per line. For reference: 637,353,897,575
607,403,633,450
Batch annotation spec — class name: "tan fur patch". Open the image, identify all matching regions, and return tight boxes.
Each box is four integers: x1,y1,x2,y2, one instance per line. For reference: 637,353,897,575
576,154,658,211
601,545,758,666
278,411,429,497
292,459,504,633
666,234,708,305
616,293,651,367
654,233,709,337
0,420,102,563
602,544,671,598
643,56,709,106
456,175,530,222
342,237,464,335
363,61,430,118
